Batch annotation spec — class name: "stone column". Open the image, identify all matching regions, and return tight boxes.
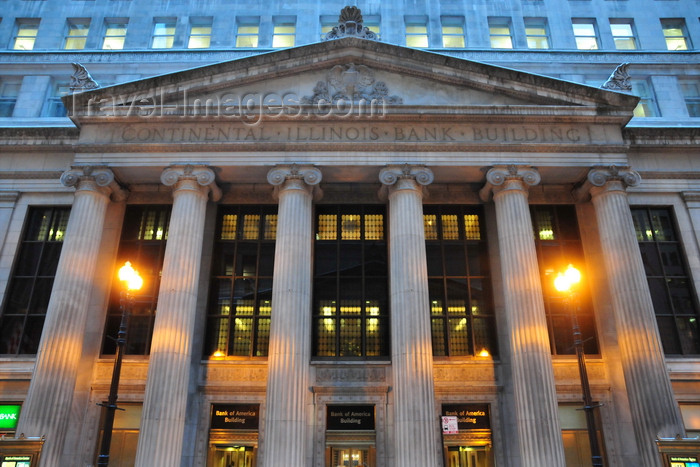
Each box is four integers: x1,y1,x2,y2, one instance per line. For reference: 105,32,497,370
379,165,442,467
480,165,566,466
262,165,321,467
134,165,220,467
580,166,685,466
16,166,125,466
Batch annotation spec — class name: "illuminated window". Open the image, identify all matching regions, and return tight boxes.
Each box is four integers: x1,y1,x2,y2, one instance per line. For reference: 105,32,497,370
610,20,637,50
96,403,141,467
12,19,40,50
272,21,295,48
151,19,176,49
525,18,550,49
0,207,70,355
63,19,90,50
236,20,259,47
102,206,171,355
532,205,599,355
572,19,599,50
631,80,659,118
102,20,127,50
0,81,20,117
632,207,700,355
313,206,388,358
661,18,690,51
489,18,513,49
187,18,212,49
405,19,429,48
441,17,465,48
205,206,277,358
559,404,606,465
680,81,700,117
44,82,70,117
680,404,700,438
425,206,497,357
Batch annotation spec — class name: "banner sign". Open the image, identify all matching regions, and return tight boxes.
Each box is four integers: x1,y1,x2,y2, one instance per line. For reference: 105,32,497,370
441,404,491,431
0,405,21,431
326,405,375,431
210,404,259,430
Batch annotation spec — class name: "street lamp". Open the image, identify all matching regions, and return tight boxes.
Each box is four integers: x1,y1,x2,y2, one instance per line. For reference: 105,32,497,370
97,261,142,467
554,264,604,467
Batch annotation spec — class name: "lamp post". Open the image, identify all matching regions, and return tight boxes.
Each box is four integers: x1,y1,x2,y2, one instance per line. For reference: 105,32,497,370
97,261,142,467
554,265,604,467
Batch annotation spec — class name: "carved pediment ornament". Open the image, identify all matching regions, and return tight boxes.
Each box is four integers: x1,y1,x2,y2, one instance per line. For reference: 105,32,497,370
301,63,403,106
323,6,378,41
69,63,100,92
601,63,632,92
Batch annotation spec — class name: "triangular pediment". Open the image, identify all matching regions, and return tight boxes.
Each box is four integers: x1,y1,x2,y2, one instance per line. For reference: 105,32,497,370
67,37,638,122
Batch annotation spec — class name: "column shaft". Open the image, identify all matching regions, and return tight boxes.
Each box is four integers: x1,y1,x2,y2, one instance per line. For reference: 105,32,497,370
135,166,218,467
589,171,684,466
16,167,118,466
484,167,565,466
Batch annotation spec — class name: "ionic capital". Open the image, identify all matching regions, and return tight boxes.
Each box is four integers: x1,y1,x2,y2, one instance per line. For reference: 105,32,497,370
573,165,641,201
60,166,127,201
479,165,540,201
267,164,323,200
161,164,222,201
378,164,433,199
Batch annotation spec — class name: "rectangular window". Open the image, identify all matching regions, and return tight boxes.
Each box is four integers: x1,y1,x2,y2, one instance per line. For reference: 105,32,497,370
488,18,513,49
205,206,277,358
525,18,550,49
610,20,637,50
44,82,70,117
572,19,599,50
151,19,176,49
631,80,659,117
364,17,381,39
405,18,429,48
102,20,127,50
0,81,20,117
96,403,141,467
102,206,171,355
12,19,40,50
187,18,212,49
441,17,465,48
632,207,700,355
313,206,388,359
680,404,700,438
63,19,90,50
661,18,690,50
236,22,259,48
559,405,606,465
680,81,700,117
424,206,497,358
0,207,70,355
532,205,599,355
320,15,335,40
272,21,296,48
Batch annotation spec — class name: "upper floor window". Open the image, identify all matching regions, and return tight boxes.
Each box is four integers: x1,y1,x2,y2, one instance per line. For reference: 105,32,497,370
44,82,70,117
425,206,497,358
272,20,295,48
63,19,90,50
631,80,659,117
205,206,277,358
0,81,20,117
488,17,513,49
102,20,127,50
661,19,690,50
236,20,259,47
151,19,176,49
572,19,599,50
632,207,700,355
610,19,637,50
525,17,550,49
0,207,70,355
102,206,170,355
405,18,429,48
364,17,381,39
188,18,212,49
441,17,465,48
532,205,599,355
12,19,39,50
680,81,700,117
313,205,388,359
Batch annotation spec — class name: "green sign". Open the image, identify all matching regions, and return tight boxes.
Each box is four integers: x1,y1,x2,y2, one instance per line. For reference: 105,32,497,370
0,405,21,430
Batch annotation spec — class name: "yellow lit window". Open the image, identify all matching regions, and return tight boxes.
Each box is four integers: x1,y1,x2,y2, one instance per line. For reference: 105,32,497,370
464,215,481,240
13,22,39,50
188,24,212,49
242,215,260,240
525,20,549,49
236,25,259,47
317,214,337,240
611,22,636,50
489,23,513,49
573,21,599,50
406,24,428,48
341,215,361,240
424,215,438,240
272,24,295,48
442,25,465,48
64,21,89,50
102,22,127,50
441,215,459,240
662,20,690,51
152,21,176,49
221,214,237,240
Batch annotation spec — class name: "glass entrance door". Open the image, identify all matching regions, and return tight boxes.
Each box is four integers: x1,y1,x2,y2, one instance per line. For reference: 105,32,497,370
445,446,493,467
330,447,372,467
210,445,256,467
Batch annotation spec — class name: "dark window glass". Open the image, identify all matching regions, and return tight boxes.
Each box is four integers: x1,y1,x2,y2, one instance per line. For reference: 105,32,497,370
0,207,70,355
313,205,388,359
425,206,497,357
532,205,599,355
204,206,277,358
102,206,170,355
632,207,700,355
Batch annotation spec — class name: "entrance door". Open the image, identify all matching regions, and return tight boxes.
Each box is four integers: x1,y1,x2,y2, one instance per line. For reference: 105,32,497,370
210,445,256,467
445,446,493,467
330,446,373,467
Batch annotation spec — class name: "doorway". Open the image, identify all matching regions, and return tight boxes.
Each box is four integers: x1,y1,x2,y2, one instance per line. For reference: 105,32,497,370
445,445,493,467
330,446,372,467
209,445,256,467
